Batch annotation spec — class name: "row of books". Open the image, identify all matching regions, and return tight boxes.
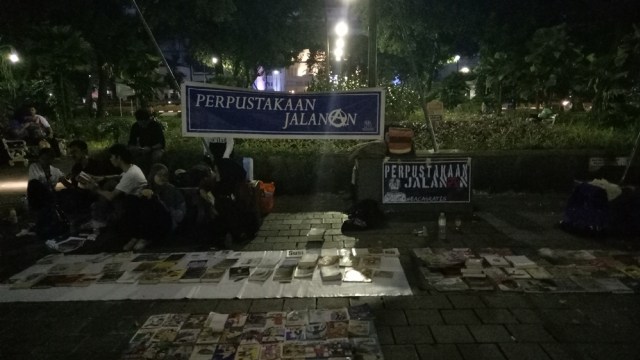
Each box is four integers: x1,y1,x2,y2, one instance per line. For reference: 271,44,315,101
9,248,402,289
123,306,382,360
413,247,640,293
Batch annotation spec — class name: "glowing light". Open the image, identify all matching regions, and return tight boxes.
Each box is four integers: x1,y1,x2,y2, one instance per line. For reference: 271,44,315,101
273,70,280,75
453,55,460,62
8,53,19,63
211,56,218,64
334,48,344,61
0,180,28,190
459,67,470,73
561,100,570,106
336,38,345,49
335,21,348,37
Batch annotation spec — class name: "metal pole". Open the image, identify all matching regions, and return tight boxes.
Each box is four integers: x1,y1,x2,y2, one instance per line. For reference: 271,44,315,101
367,0,378,88
130,0,181,95
621,129,640,184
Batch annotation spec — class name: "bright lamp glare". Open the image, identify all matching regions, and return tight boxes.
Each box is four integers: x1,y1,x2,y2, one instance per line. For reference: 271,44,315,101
273,70,280,75
336,38,345,49
335,21,348,37
459,67,470,73
8,53,19,63
211,57,218,64
334,48,344,59
453,55,461,62
562,100,570,106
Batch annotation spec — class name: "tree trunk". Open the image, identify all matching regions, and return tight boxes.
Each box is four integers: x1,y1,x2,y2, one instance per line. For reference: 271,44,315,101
96,55,109,119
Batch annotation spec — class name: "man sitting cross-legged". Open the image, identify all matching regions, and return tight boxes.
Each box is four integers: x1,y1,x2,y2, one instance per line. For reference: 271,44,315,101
82,144,149,251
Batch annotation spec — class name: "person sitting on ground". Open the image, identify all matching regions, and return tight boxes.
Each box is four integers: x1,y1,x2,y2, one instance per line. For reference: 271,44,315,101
26,148,69,239
84,144,148,250
56,140,119,230
128,108,165,173
146,163,186,232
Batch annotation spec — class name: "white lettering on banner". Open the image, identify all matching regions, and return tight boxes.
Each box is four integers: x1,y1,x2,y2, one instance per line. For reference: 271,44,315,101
282,110,357,130
195,95,316,112
384,163,469,189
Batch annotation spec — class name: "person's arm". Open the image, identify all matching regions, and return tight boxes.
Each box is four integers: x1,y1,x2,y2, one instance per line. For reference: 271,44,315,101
150,122,165,150
222,138,234,158
96,188,124,201
128,124,139,148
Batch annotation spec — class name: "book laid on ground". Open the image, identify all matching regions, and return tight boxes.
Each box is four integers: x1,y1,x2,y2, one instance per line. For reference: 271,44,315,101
342,268,372,283
463,276,495,291
116,271,142,284
273,259,297,282
297,254,319,268
293,266,315,279
248,267,274,282
317,255,340,267
211,258,238,269
161,268,187,282
229,266,251,281
505,255,537,268
9,273,46,289
204,312,229,332
285,310,309,326
431,276,470,291
200,268,226,283
348,320,371,337
320,265,342,282
525,267,553,279
47,262,88,275
189,345,216,360
482,255,510,267
180,260,209,282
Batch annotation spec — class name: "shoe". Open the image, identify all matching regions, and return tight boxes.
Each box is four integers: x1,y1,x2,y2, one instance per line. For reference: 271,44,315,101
123,238,139,251
133,239,150,251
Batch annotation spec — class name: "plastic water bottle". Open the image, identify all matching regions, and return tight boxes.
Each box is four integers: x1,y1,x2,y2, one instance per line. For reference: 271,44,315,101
8,209,18,224
438,212,447,241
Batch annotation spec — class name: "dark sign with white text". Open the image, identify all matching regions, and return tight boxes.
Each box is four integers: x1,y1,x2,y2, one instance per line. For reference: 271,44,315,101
182,82,384,139
382,158,471,203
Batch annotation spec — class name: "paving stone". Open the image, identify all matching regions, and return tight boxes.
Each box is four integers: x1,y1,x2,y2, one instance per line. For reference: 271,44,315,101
539,343,581,360
416,344,463,360
441,309,481,325
430,325,475,343
448,294,487,308
481,294,533,308
392,325,434,344
510,308,544,324
374,309,407,326
384,295,452,309
499,343,551,360
282,298,316,311
538,309,589,325
468,324,513,343
376,325,394,345
73,334,129,360
349,296,385,310
215,299,253,313
381,344,419,360
457,343,507,360
475,308,519,324
405,309,444,325
527,294,574,309
249,299,284,312
506,324,555,342
564,343,640,360
316,297,350,309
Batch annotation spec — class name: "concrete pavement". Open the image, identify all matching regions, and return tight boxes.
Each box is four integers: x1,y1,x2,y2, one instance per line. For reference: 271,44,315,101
0,162,639,360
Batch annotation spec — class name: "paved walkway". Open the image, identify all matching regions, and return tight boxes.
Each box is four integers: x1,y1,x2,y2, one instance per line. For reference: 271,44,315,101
0,163,639,360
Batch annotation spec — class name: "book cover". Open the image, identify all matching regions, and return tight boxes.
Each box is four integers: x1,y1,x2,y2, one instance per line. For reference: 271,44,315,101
342,268,372,283
317,255,340,267
183,314,208,329
432,277,470,291
517,279,558,293
48,262,88,275
235,344,261,360
320,265,342,282
570,276,608,292
248,268,274,282
264,312,286,328
293,266,315,279
70,274,101,287
505,255,537,268
348,320,371,337
9,273,46,289
189,345,216,360
102,262,123,273
595,278,633,293
138,271,163,284
129,328,157,344
305,322,327,340
150,327,179,342
180,266,208,283
225,312,248,328
298,254,319,268
284,326,306,341
326,340,353,358
163,253,186,263
142,314,169,328
372,269,394,279
33,274,83,288
326,321,349,339
212,343,237,360
196,327,222,344
281,342,306,358
244,312,267,329
165,313,190,328
482,255,510,267
205,312,230,332
285,310,308,326
259,343,282,360
116,271,141,284
347,304,374,321
360,256,382,269
495,279,523,292
165,345,194,359
463,277,495,291
382,248,400,256
503,267,532,279
351,338,383,360
200,268,227,283
132,261,158,273
237,258,263,267
239,329,263,345
229,266,251,281
273,260,297,282
219,327,243,344
160,268,187,283
131,253,168,262
174,328,201,344
338,255,360,268
261,326,285,343
526,267,553,279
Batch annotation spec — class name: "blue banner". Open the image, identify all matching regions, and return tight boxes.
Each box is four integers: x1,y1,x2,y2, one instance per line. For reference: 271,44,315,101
382,158,472,204
182,82,385,139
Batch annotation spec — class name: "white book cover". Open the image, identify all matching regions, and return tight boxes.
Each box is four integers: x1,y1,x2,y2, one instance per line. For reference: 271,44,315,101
482,255,510,267
505,255,537,268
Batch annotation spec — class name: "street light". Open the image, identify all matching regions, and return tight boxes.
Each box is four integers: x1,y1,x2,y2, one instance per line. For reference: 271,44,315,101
459,67,470,74
211,56,218,65
335,21,349,37
8,52,19,63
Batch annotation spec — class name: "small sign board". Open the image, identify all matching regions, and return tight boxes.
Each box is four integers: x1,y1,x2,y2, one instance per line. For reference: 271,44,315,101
382,158,471,203
588,157,629,172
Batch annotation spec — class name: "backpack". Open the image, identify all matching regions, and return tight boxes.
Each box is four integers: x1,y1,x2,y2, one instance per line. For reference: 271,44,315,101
341,199,385,232
560,182,610,237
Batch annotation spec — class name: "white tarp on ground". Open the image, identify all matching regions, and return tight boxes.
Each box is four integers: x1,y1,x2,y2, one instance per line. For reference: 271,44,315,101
0,250,412,302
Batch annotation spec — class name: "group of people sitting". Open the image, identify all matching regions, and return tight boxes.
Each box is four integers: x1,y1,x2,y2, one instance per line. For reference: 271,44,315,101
5,106,62,156
25,108,258,252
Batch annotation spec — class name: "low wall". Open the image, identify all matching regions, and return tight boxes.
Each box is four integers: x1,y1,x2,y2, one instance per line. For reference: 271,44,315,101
247,150,635,195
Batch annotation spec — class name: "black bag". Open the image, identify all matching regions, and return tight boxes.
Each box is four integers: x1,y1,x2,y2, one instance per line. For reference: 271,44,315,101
341,199,385,232
560,182,610,237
